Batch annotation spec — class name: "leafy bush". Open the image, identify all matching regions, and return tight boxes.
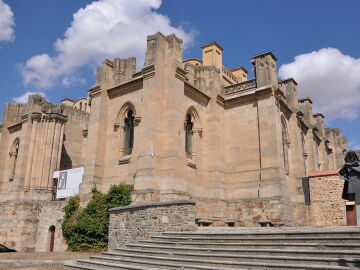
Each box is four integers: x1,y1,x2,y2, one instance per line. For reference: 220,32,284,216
62,195,80,241
62,184,133,251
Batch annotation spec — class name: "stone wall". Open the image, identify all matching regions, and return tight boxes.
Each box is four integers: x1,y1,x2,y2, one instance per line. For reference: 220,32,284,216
196,198,285,226
0,200,67,252
308,170,347,226
108,200,197,250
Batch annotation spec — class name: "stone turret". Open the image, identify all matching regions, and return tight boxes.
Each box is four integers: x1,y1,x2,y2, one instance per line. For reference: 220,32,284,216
251,52,278,88
144,32,183,66
201,41,223,70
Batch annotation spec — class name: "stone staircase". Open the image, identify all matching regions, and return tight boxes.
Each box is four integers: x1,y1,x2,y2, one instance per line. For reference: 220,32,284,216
65,226,360,270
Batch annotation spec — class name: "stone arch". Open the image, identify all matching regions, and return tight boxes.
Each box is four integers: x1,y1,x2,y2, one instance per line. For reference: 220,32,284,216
115,101,137,124
185,106,201,130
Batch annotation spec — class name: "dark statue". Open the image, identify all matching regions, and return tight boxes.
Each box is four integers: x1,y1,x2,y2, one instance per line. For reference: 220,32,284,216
338,150,360,204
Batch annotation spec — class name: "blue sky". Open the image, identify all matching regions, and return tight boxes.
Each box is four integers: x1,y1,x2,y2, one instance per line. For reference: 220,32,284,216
0,0,360,148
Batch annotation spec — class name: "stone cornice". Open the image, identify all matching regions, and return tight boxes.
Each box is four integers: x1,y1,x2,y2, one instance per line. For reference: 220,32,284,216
175,66,188,82
216,95,225,108
8,122,22,133
184,82,210,107
50,113,68,123
201,41,223,51
88,85,101,98
308,169,339,178
107,77,143,99
251,51,277,62
142,64,155,80
223,86,273,109
279,78,298,86
30,112,42,120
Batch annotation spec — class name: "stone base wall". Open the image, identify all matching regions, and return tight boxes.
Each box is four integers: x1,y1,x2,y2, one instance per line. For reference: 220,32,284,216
308,170,347,226
108,200,197,250
196,198,289,227
0,200,67,252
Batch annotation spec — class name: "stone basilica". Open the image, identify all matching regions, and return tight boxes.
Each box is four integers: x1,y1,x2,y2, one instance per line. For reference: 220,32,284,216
0,32,348,252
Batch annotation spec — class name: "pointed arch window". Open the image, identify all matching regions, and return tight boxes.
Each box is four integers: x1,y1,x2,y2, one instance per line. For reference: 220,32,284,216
9,138,20,182
124,109,135,155
184,107,202,168
281,116,289,174
185,114,193,159
114,102,141,163
301,133,308,174
314,140,320,170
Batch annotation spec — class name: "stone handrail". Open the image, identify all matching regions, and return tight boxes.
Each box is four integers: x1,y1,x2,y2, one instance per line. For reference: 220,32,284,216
224,79,257,95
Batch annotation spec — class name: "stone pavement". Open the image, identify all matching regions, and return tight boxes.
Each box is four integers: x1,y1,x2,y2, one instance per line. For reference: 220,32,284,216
0,251,97,270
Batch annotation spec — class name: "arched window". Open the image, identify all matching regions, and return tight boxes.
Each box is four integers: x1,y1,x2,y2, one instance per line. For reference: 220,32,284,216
8,138,20,182
114,102,140,159
184,107,202,164
124,109,135,155
315,141,320,170
185,114,193,158
281,117,289,174
301,133,307,174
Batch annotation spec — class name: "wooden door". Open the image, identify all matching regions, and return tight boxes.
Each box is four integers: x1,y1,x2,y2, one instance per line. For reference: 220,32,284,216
346,205,357,226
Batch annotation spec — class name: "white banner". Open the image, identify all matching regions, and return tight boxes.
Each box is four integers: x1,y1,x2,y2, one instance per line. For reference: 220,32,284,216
53,167,84,199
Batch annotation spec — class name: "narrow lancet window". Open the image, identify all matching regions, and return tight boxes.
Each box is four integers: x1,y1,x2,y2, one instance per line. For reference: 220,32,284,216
281,117,289,174
185,114,193,158
301,133,307,173
124,109,135,155
9,138,20,181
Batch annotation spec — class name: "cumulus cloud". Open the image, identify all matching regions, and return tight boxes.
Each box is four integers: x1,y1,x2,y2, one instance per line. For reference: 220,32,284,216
279,48,360,121
20,0,195,89
0,0,15,42
12,91,45,103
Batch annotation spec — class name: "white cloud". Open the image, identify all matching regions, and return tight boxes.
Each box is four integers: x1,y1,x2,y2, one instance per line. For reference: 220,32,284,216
20,0,195,89
12,91,45,103
349,141,360,151
279,48,360,120
0,0,15,42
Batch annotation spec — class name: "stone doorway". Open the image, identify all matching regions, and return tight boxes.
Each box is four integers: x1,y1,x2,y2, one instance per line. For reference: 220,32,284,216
346,202,357,226
49,225,56,252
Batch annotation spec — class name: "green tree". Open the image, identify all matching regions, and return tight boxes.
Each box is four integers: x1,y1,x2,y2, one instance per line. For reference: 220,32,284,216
62,184,133,251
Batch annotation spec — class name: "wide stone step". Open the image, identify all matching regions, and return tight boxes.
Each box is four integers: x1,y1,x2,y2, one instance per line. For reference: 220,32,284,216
159,229,360,239
70,257,246,270
75,253,359,270
123,244,360,258
139,239,360,250
64,261,158,270
151,235,360,243
104,250,360,267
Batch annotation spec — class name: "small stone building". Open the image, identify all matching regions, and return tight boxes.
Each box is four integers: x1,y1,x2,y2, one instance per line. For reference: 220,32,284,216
0,32,348,251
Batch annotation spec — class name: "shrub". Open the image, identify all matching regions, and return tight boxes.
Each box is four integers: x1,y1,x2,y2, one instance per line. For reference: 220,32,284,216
62,195,80,242
62,184,133,251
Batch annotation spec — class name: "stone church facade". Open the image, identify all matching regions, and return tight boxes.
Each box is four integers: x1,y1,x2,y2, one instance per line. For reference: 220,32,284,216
0,32,348,251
